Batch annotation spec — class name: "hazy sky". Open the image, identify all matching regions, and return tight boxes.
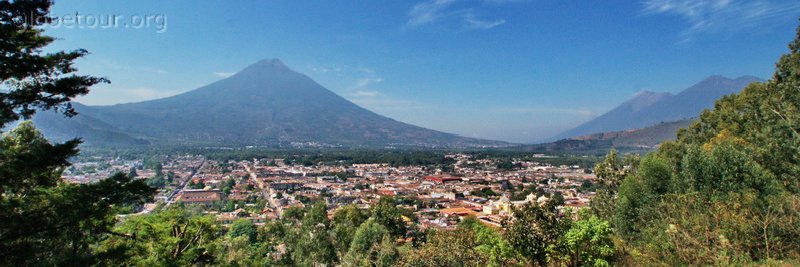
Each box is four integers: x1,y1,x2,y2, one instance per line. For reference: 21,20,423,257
45,0,800,143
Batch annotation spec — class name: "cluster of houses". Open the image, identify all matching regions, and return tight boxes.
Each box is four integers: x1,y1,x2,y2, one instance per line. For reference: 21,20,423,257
164,153,596,229
66,152,597,228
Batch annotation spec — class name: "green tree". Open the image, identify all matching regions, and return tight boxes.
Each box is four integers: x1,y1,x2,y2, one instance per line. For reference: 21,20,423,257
228,219,257,244
559,210,615,267
343,219,398,267
97,207,221,266
0,0,107,126
471,187,498,198
290,202,337,266
370,196,409,238
332,205,369,257
608,21,800,265
504,201,570,266
303,201,330,228
127,168,138,179
257,220,290,261
165,171,175,183
145,176,166,188
613,153,671,238
0,7,154,261
460,216,523,267
375,235,401,267
282,206,305,221
220,235,262,266
188,179,205,189
0,133,153,265
497,159,515,171
153,162,164,177
591,150,637,221
398,226,488,267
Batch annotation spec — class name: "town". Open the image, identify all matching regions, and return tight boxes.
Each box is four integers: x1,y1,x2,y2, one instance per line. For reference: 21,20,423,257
62,152,598,229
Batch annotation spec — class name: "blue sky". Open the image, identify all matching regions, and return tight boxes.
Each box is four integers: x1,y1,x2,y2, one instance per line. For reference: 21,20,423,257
45,0,800,143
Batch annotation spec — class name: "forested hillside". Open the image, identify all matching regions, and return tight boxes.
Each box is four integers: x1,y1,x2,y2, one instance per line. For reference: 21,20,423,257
593,22,800,265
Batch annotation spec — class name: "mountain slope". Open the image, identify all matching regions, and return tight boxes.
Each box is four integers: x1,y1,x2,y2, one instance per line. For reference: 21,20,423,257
30,104,149,146
555,75,761,139
570,119,694,148
34,59,507,148
520,119,694,154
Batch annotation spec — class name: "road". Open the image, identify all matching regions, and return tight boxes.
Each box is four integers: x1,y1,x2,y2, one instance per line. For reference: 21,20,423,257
165,159,205,206
241,161,277,209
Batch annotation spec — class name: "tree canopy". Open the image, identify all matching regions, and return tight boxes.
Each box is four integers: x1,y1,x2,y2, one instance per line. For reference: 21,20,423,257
605,20,800,265
0,1,153,265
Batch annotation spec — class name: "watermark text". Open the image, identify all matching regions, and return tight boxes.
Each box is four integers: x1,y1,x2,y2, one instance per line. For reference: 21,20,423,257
33,12,168,33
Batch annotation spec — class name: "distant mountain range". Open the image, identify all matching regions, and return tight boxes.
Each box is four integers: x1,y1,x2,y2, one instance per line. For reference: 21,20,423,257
517,119,694,154
554,75,762,140
518,75,763,154
569,119,694,148
33,59,508,148
33,61,760,151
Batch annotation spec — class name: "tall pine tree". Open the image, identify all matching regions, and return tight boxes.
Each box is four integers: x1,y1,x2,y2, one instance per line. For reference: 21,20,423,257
0,1,154,265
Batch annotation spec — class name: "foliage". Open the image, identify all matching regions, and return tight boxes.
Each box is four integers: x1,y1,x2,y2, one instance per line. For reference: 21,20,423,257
228,219,257,244
461,216,524,266
0,0,108,127
187,179,206,189
343,219,398,267
504,200,571,266
496,159,518,171
97,207,221,266
332,204,369,257
288,201,337,266
398,225,489,267
612,153,669,238
470,187,498,198
605,21,800,265
371,196,411,238
590,150,638,221
219,235,270,266
0,1,155,264
145,175,167,188
559,210,615,267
